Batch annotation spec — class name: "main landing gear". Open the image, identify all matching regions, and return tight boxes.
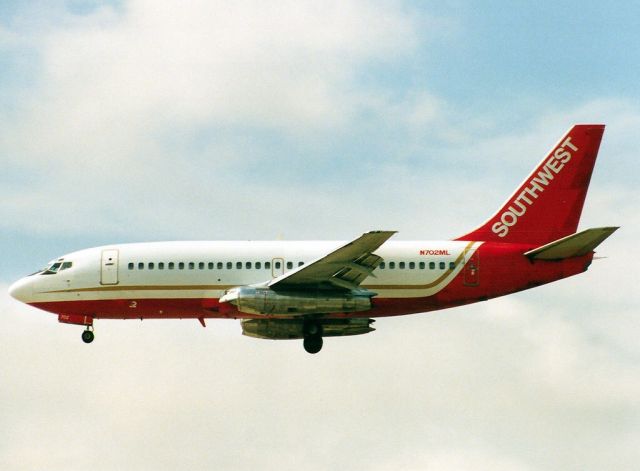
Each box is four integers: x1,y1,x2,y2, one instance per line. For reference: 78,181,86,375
81,326,94,344
303,321,323,354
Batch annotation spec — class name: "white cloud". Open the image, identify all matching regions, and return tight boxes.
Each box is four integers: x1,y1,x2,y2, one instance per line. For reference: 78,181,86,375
3,96,637,241
1,2,638,469
2,273,639,471
0,0,435,239
2,1,635,245
396,448,534,471
11,0,420,146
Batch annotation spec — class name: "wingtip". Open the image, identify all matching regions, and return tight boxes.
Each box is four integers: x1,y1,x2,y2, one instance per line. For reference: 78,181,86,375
364,230,398,239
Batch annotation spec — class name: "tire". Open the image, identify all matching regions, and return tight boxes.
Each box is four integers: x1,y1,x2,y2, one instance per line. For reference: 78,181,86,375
303,335,323,354
81,330,94,344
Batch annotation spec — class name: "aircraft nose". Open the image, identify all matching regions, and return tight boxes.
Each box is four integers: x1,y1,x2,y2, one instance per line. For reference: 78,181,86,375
8,278,32,303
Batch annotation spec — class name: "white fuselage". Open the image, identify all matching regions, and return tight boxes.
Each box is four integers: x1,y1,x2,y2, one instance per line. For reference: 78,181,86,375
12,240,480,307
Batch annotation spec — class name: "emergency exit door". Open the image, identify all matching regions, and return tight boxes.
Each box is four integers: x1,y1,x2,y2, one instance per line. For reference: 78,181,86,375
101,249,119,285
271,258,285,278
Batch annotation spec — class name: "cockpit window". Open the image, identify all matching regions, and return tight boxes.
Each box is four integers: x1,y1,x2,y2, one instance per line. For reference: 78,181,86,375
60,261,73,271
42,262,63,275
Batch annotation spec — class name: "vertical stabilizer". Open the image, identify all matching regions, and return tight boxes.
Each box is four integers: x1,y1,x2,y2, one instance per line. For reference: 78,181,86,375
456,124,605,245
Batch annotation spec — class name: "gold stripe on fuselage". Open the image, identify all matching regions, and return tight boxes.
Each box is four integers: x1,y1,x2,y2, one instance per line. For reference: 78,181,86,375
41,284,236,294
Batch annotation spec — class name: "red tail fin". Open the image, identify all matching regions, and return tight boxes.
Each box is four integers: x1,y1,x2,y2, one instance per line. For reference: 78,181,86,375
456,124,605,245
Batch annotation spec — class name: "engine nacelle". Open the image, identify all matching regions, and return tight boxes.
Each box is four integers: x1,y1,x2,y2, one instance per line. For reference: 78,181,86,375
219,286,372,316
241,318,375,340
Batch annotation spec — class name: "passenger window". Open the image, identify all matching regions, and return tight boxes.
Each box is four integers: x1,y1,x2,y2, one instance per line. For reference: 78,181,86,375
217,262,223,269
246,262,252,269
389,262,396,269
379,262,385,269
439,262,445,270
429,262,435,269
128,262,134,270
399,262,405,269
275,261,281,269
148,262,154,270
265,261,271,269
409,262,415,269
178,262,185,270
138,262,144,270
236,262,242,269
168,262,175,270
298,261,304,267
287,261,293,269
419,262,425,269
449,262,456,270
256,262,262,269
198,262,204,270
208,262,214,269
158,262,165,270
226,262,232,269
189,262,195,270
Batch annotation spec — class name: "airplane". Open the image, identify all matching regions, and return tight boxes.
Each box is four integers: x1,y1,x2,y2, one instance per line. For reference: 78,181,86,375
8,124,618,354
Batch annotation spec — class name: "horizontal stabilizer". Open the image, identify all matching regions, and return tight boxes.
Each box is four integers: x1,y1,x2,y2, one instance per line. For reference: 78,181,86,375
524,227,619,260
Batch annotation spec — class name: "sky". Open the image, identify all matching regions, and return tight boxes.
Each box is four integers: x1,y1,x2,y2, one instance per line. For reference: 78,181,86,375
1,1,639,470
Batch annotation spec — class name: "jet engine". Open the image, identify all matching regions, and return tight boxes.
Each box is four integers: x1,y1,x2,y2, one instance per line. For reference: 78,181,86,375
219,286,373,316
241,318,375,340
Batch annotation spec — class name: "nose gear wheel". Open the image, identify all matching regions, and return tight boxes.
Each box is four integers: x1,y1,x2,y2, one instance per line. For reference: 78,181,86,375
81,327,94,344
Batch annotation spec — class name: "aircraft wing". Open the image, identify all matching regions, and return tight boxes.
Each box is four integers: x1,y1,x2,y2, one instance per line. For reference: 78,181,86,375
268,230,396,291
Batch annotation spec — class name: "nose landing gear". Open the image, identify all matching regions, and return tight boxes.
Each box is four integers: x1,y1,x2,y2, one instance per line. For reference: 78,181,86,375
81,327,94,344
57,314,95,344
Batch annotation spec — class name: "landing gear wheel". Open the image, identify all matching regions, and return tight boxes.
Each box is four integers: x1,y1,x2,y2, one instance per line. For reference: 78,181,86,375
81,329,94,344
303,335,323,354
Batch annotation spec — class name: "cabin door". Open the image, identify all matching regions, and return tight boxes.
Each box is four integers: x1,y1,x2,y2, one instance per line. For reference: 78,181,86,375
101,249,119,285
463,249,479,286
